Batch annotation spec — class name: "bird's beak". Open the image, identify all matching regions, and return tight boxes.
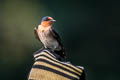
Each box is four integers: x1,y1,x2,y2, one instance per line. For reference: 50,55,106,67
50,19,56,22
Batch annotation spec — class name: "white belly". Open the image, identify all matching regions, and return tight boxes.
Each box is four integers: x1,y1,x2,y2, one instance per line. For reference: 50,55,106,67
38,29,59,50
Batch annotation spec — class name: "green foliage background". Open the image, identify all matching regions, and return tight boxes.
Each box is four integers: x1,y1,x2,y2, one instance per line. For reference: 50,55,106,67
0,0,120,80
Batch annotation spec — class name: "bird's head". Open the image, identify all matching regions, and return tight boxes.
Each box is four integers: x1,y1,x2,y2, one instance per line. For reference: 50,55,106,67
41,16,56,27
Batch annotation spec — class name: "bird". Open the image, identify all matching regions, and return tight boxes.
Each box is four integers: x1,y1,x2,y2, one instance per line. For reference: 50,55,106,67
34,16,66,60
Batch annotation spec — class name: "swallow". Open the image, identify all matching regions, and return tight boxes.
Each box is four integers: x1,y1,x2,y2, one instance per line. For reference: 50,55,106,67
34,16,66,59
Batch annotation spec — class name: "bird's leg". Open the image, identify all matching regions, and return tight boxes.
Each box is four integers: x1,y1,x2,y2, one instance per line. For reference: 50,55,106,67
44,47,54,53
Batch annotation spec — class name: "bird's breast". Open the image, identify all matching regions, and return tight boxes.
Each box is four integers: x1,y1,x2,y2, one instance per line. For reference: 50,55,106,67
37,28,59,50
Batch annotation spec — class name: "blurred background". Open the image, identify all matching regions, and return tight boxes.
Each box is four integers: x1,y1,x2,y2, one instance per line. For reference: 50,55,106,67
0,0,120,80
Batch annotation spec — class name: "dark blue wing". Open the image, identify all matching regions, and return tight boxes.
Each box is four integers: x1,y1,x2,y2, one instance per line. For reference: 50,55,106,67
50,28,66,59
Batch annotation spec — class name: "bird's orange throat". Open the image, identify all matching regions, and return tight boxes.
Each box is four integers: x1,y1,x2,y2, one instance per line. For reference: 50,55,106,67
38,21,52,32
41,21,53,27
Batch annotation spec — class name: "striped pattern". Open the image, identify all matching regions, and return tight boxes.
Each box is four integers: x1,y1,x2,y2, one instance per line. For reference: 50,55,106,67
28,50,85,80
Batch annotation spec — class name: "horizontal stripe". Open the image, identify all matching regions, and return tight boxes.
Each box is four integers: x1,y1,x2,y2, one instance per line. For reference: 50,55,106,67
35,53,83,74
28,68,70,80
44,50,56,58
34,51,56,59
36,58,80,77
44,50,83,73
34,60,79,79
36,55,81,76
33,65,78,80
76,66,84,70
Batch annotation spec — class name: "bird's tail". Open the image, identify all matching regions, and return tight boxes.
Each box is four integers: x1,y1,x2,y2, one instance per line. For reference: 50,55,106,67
54,47,67,61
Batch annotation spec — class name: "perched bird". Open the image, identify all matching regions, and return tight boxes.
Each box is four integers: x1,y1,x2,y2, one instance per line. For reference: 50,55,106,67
34,16,66,60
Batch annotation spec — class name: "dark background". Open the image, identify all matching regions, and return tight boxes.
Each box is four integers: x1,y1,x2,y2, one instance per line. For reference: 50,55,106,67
0,0,120,80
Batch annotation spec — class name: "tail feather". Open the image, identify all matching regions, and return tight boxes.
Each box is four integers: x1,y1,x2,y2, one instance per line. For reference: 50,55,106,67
54,48,66,61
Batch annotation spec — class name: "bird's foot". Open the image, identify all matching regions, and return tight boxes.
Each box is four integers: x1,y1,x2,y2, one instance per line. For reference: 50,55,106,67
43,48,54,53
